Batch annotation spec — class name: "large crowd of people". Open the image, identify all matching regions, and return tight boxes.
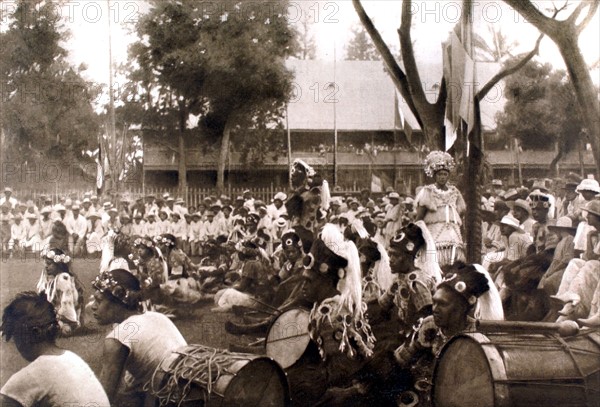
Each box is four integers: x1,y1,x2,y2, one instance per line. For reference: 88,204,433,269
1,152,599,406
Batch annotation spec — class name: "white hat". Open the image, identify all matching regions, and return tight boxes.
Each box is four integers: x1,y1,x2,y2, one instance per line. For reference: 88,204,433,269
54,204,66,212
492,179,503,186
576,178,600,194
500,214,524,233
162,192,170,199
388,192,400,200
40,206,52,214
273,192,287,201
25,212,37,220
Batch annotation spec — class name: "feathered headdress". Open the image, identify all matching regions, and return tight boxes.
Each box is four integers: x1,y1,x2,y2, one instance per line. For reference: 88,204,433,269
309,224,375,358
439,263,504,321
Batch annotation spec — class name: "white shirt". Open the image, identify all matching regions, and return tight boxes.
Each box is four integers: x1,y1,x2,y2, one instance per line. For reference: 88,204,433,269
1,350,110,407
10,222,26,241
0,196,18,209
106,312,187,392
66,214,88,236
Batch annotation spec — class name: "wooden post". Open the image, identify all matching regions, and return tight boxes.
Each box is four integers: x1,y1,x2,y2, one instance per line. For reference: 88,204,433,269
515,138,523,186
286,106,292,190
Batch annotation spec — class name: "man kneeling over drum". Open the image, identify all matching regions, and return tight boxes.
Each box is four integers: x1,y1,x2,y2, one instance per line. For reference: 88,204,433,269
90,268,187,407
392,262,503,406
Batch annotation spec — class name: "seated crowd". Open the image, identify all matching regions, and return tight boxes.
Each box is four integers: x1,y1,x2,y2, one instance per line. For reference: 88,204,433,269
1,155,599,407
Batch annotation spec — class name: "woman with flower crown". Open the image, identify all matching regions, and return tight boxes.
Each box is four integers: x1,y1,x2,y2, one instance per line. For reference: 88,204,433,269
35,248,85,335
415,151,466,267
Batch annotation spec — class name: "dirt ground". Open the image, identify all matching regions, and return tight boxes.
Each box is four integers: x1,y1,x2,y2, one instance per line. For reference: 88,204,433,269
0,256,262,387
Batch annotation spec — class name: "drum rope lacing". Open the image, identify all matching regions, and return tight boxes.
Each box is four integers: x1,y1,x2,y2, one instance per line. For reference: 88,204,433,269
146,345,257,406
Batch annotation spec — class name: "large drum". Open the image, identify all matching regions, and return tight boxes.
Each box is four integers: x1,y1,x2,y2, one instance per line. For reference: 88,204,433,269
149,345,291,407
433,329,600,407
265,308,311,369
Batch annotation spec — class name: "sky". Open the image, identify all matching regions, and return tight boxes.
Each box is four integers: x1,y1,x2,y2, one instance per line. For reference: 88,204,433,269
4,0,597,108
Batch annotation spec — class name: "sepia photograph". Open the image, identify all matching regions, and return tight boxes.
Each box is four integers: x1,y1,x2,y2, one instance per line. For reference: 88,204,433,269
0,0,599,405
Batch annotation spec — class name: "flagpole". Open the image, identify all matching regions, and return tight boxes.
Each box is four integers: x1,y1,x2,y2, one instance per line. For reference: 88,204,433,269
107,0,117,193
333,41,338,188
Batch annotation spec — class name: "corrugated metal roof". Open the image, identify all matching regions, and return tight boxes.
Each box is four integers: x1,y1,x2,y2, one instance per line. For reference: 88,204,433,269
284,59,506,132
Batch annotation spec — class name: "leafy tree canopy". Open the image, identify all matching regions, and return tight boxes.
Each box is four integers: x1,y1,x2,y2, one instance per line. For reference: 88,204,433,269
496,58,583,154
345,24,380,61
1,0,100,165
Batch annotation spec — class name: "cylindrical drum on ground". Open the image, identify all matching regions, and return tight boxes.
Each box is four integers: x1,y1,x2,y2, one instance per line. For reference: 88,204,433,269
265,308,311,369
150,345,291,407
433,329,600,407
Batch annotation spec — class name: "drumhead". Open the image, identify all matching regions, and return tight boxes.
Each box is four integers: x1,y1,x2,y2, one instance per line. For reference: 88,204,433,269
220,357,290,407
266,308,311,369
433,336,495,407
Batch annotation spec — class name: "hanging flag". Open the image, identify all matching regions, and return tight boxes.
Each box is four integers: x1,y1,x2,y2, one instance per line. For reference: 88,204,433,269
371,174,382,193
395,90,413,143
96,138,104,194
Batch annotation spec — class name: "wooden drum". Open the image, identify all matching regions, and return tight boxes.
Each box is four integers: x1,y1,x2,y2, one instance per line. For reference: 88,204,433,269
433,329,600,407
149,344,291,407
265,308,311,369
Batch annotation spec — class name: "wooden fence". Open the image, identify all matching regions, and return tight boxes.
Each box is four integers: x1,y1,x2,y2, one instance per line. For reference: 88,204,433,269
12,184,369,206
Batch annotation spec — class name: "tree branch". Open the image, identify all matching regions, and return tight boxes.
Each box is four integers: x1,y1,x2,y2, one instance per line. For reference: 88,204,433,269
477,33,543,100
478,3,566,100
503,0,561,37
575,0,599,34
399,0,431,112
352,0,423,128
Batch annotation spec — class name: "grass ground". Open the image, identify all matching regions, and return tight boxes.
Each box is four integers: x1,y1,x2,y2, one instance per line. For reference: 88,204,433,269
0,256,259,387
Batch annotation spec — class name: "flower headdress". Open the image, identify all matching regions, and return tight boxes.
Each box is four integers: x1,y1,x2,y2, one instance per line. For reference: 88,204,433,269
92,270,142,310
133,237,155,249
154,234,176,248
423,150,455,177
41,249,71,264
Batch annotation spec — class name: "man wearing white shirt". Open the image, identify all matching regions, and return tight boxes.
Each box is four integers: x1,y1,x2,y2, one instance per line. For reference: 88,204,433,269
22,212,42,252
0,187,18,209
143,213,161,238
39,207,54,241
131,212,146,236
203,210,223,241
267,192,287,220
67,205,88,256
188,212,204,256
170,212,188,249
9,214,26,257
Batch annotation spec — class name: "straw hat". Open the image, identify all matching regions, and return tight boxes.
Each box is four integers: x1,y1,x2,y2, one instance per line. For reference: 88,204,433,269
548,217,577,234
512,199,532,216
584,200,600,217
500,214,525,233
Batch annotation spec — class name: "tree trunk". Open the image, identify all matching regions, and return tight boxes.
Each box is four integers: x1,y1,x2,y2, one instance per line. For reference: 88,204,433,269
217,120,232,194
178,102,187,192
556,36,600,177
423,120,445,151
